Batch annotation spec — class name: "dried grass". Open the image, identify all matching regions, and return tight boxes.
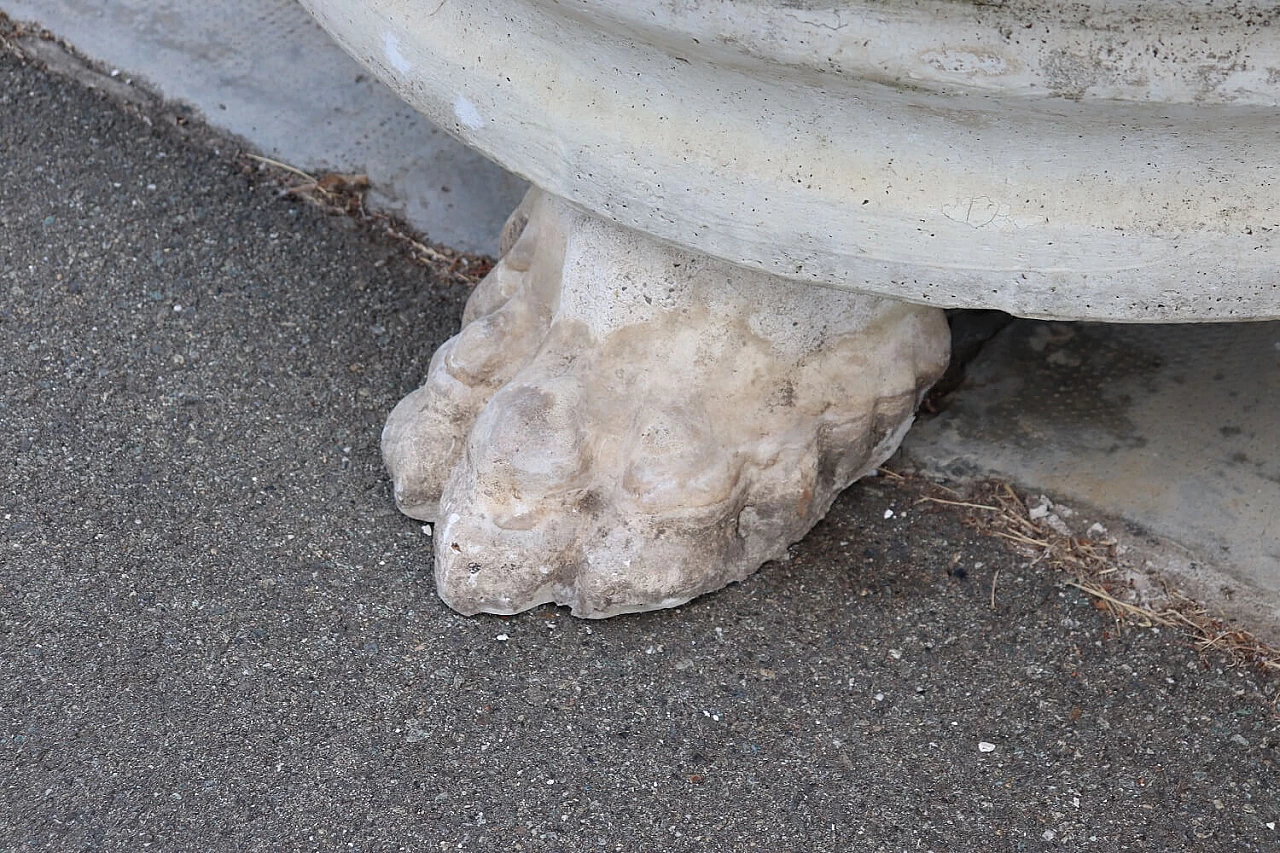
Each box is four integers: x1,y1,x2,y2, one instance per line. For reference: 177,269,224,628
242,153,494,288
0,12,41,56
910,476,1280,681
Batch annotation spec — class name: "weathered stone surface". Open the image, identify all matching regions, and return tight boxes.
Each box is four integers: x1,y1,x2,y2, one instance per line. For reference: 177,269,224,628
302,0,1280,321
384,190,950,616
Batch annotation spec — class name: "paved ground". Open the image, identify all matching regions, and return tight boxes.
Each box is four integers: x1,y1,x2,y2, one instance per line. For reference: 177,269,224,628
1,0,527,254
3,42,1280,853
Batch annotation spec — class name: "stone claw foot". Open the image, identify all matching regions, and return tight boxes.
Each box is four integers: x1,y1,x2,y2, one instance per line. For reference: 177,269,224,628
384,190,950,617
381,192,551,520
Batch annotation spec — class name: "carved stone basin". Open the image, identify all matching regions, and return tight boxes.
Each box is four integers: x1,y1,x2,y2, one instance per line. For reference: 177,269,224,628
299,0,1280,616
302,0,1279,321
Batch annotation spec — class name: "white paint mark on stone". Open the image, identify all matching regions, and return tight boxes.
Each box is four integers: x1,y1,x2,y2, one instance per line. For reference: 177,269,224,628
382,31,412,74
454,94,486,130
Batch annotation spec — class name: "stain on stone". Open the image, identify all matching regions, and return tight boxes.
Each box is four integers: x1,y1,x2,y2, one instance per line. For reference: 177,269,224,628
1043,49,1104,100
939,320,1176,452
768,378,796,409
576,489,605,519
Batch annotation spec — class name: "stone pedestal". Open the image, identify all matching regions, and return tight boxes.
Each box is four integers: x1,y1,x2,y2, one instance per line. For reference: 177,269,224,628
383,191,949,616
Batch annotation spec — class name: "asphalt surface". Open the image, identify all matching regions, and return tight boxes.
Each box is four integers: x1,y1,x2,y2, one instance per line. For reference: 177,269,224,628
2,44,1280,852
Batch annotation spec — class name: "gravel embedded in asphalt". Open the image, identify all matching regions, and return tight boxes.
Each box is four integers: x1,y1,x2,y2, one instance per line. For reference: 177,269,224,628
1,43,1278,852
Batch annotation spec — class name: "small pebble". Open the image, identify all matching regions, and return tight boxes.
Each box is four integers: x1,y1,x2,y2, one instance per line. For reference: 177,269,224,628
978,741,997,753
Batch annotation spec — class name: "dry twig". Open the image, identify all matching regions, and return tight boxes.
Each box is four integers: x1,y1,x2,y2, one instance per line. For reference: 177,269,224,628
915,496,1000,512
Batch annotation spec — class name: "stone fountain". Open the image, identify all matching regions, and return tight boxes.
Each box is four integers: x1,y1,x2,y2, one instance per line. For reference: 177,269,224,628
298,0,1280,616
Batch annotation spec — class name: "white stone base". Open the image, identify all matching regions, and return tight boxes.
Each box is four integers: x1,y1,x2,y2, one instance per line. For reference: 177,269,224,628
383,190,950,617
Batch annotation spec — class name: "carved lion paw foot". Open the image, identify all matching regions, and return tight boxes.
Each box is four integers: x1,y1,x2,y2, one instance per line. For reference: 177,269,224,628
383,190,950,617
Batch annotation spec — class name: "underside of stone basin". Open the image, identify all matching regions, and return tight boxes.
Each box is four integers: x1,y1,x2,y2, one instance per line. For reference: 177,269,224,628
302,0,1280,323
